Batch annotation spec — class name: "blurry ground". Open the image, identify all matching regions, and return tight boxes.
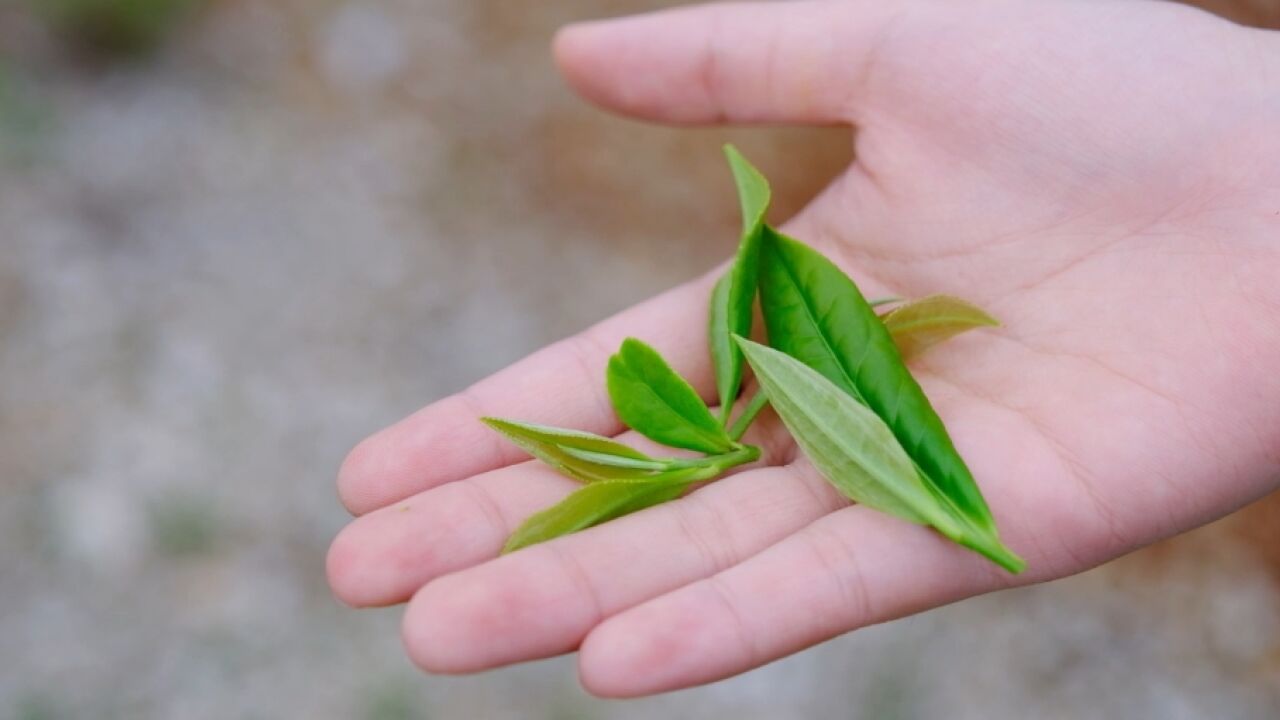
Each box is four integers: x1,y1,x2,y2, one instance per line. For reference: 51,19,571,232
1,1,1278,718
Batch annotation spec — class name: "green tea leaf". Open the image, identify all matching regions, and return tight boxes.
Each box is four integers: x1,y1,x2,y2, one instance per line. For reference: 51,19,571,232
883,295,1000,360
709,145,771,422
608,338,734,454
735,338,952,529
503,467,713,553
737,337,1024,573
482,418,665,482
708,272,737,416
757,227,998,532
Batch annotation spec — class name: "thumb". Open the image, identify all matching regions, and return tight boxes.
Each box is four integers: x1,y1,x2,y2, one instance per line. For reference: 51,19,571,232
553,1,901,126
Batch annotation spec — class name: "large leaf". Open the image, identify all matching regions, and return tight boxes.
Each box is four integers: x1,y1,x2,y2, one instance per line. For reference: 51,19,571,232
883,295,1000,360
757,227,998,532
503,467,714,553
709,145,770,422
482,418,665,483
736,338,949,528
737,338,1024,572
607,338,734,454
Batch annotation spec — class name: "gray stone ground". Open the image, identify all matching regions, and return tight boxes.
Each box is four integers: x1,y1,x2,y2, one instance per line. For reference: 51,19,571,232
1,1,1278,718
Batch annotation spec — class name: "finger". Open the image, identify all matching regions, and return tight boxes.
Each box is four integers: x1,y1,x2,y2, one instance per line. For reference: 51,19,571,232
400,459,846,675
338,272,717,516
554,1,900,125
577,505,1019,697
328,416,797,609
327,460,576,608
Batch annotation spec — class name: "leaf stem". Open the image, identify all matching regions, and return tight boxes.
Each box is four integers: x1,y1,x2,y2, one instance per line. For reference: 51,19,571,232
867,296,904,309
664,443,760,474
728,390,769,441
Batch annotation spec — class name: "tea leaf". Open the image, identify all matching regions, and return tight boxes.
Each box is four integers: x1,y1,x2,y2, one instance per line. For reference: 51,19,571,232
737,337,1024,573
503,467,713,553
709,145,770,422
735,338,951,529
607,338,734,454
883,295,999,360
482,418,665,482
708,272,736,415
757,227,998,533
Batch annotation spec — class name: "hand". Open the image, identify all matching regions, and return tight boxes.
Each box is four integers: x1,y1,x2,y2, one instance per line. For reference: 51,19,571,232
327,0,1280,696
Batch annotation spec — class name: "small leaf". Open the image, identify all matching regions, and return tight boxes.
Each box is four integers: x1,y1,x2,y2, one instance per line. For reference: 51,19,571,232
737,337,1024,573
503,467,714,553
709,145,770,422
882,295,1000,360
482,418,665,482
724,145,771,230
608,338,734,454
708,272,736,417
757,226,999,532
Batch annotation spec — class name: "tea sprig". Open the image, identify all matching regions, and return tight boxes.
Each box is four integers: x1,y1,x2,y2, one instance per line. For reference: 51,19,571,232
484,146,1023,573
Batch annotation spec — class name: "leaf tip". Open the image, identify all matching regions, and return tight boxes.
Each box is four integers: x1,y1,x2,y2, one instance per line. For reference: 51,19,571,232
969,305,1001,328
480,416,514,436
617,336,650,358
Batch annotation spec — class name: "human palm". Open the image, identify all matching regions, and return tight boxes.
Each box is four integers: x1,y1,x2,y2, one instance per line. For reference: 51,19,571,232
328,0,1280,697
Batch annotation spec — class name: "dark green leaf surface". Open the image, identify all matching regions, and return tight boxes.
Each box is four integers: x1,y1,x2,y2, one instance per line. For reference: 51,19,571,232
482,417,664,483
502,467,713,553
709,145,770,422
883,295,1000,360
608,338,734,454
757,227,998,533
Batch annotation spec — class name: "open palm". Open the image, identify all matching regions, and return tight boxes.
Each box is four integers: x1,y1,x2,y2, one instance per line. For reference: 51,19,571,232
327,0,1280,697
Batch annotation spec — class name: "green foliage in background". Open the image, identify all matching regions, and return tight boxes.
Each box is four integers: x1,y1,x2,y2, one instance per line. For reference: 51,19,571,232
34,0,200,57
0,63,53,164
146,493,221,558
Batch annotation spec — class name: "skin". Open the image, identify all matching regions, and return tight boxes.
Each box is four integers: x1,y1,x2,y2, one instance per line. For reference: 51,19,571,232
326,0,1280,697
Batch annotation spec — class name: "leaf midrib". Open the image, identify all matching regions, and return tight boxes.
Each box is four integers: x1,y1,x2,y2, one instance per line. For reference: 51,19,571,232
770,243,997,534
755,351,933,526
772,239,866,405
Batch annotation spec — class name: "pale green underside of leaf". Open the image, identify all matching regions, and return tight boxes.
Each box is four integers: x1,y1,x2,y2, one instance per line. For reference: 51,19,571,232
737,338,1024,573
608,338,733,454
757,227,998,533
482,417,662,483
736,338,954,531
883,295,1000,361
710,145,771,420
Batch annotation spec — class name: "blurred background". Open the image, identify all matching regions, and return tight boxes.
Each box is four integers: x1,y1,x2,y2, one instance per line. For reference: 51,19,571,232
1,1,1278,718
